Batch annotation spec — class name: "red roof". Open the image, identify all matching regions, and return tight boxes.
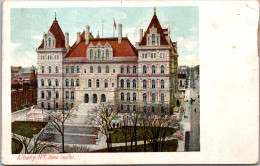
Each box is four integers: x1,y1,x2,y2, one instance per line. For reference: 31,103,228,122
66,37,138,58
139,13,169,46
38,19,65,49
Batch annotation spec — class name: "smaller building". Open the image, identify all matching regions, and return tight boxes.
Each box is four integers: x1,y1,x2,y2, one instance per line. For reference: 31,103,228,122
11,66,37,112
178,73,188,90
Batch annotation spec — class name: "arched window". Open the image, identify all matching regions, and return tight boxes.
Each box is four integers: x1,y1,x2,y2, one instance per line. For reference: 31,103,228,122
55,79,59,86
133,105,136,112
161,80,165,89
90,66,93,73
101,94,106,102
106,66,109,73
48,38,51,47
133,79,137,89
65,79,69,86
161,65,165,73
143,80,147,89
48,103,51,110
133,93,136,101
93,94,97,103
120,79,124,88
120,65,124,73
133,66,137,73
65,91,69,99
76,79,80,86
65,103,68,109
143,93,147,101
88,79,92,87
152,106,155,112
71,103,74,108
152,34,155,45
104,79,108,88
71,66,74,73
127,92,130,101
96,79,100,88
41,91,44,99
76,66,80,73
152,93,155,103
66,66,69,73
127,105,130,112
127,66,130,73
55,66,59,73
84,94,89,103
48,79,52,86
42,66,44,73
71,79,74,87
152,65,156,73
161,107,164,113
90,49,93,59
41,102,44,108
48,66,51,73
161,93,165,103
106,49,109,59
143,106,146,112
98,66,101,73
127,79,130,88
143,65,147,74
121,92,124,100
152,79,155,88
97,49,101,59
84,69,87,73
41,79,44,86
48,91,51,99
71,92,74,100
56,91,59,99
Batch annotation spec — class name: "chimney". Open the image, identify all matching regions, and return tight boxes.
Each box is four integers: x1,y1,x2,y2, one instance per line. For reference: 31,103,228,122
140,29,143,42
77,32,80,44
118,24,122,43
65,32,69,49
85,25,90,45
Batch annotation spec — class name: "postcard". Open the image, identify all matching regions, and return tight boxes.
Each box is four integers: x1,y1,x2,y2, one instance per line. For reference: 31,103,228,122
1,0,259,164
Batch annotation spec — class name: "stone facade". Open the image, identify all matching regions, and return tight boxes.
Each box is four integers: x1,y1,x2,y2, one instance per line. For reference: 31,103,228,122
36,10,178,115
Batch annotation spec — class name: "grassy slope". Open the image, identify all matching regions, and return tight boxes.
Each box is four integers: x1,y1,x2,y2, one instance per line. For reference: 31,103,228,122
12,138,23,154
12,121,48,138
94,139,178,152
112,126,176,143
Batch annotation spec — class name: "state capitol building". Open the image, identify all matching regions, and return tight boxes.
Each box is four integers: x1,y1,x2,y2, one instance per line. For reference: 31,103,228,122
36,9,179,115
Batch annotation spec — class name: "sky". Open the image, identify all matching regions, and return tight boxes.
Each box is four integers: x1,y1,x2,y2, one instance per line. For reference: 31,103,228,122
10,7,199,67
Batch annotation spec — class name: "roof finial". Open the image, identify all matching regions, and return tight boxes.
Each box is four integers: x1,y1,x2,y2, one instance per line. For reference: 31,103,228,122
54,12,57,21
154,7,156,15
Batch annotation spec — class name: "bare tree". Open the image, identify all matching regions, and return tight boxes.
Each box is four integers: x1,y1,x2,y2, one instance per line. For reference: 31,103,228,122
147,113,179,152
12,129,55,154
47,107,77,153
88,102,119,152
139,114,149,152
122,115,129,152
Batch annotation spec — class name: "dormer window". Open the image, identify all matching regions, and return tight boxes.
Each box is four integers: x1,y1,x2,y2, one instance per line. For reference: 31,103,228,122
106,49,109,59
48,38,51,47
90,49,93,59
97,49,101,59
152,34,155,45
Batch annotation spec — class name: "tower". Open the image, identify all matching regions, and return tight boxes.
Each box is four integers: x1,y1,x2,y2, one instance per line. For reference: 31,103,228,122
136,8,178,115
36,14,69,110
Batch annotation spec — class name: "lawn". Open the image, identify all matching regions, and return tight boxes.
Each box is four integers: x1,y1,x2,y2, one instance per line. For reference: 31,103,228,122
12,121,48,138
111,126,176,143
93,139,178,152
12,138,23,154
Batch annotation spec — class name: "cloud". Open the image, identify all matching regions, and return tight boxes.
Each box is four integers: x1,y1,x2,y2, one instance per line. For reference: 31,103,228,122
32,35,43,40
189,27,198,34
11,42,21,56
176,36,199,64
